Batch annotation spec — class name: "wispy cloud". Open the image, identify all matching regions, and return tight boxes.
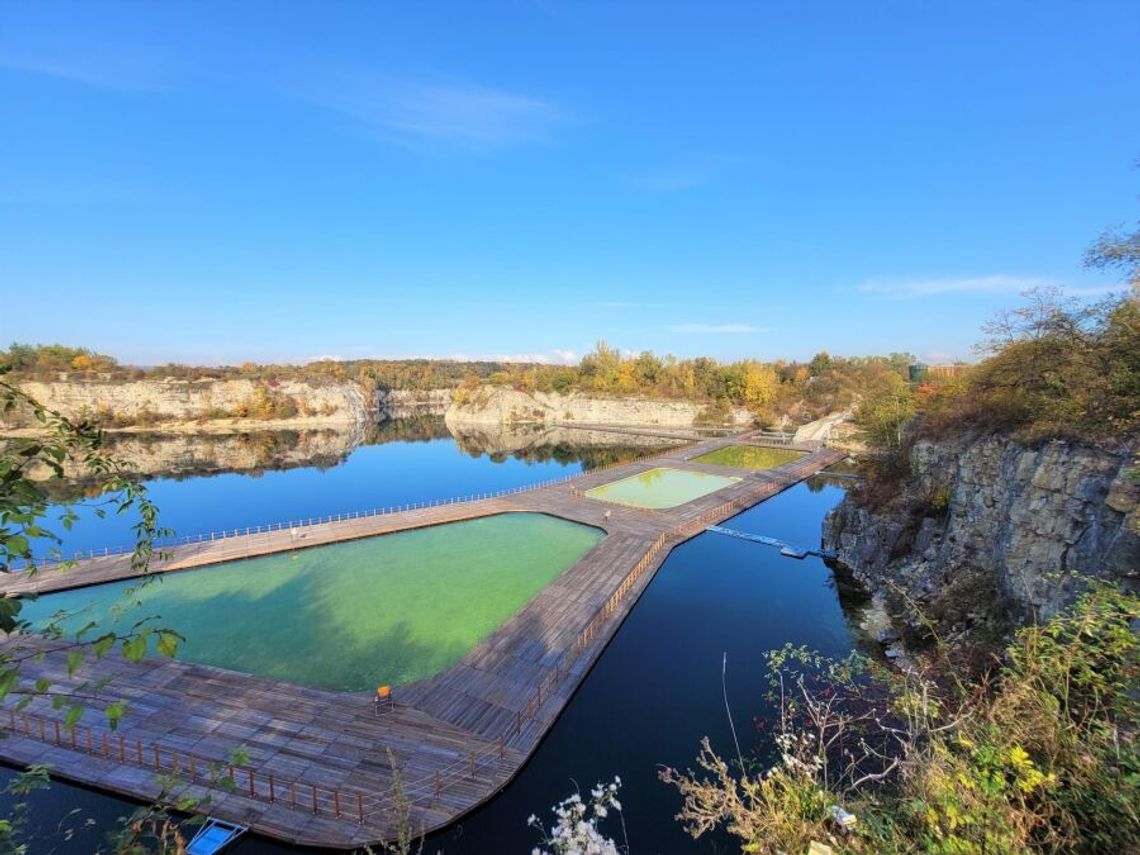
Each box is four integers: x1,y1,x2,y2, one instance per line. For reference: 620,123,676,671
0,45,170,91
593,300,671,309
859,275,1124,300
307,349,578,365
301,73,572,151
859,275,1055,298
666,323,768,334
624,154,743,192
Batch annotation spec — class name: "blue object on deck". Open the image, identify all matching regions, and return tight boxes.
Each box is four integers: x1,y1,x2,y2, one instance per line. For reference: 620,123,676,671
705,525,838,561
187,819,248,855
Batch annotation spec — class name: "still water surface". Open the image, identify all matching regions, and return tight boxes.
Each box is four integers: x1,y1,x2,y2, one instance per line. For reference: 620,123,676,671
34,420,662,557
5,424,860,854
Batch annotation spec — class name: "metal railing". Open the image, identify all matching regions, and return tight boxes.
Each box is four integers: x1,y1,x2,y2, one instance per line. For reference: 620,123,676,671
5,707,371,824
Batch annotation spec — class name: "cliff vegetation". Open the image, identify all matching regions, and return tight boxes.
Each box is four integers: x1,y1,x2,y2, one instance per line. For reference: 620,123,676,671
664,586,1139,855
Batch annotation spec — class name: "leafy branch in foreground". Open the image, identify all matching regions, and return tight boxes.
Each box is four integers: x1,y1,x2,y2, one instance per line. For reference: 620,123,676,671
1,374,179,730
662,586,1139,855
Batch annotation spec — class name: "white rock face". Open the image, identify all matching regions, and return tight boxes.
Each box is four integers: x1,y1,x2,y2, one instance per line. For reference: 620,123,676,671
9,378,369,427
823,435,1139,617
793,407,854,443
445,385,753,427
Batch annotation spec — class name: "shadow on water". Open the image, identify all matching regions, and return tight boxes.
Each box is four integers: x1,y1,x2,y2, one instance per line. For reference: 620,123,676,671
1,480,867,854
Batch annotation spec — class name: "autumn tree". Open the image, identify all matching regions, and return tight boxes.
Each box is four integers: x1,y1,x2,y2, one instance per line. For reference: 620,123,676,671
855,370,914,448
742,362,779,408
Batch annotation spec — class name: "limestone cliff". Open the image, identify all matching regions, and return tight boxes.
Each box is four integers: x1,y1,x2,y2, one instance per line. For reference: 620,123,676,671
445,385,753,428
7,378,370,430
823,435,1139,622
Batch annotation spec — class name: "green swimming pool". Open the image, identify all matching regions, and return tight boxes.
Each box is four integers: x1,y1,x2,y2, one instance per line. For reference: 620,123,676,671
693,445,806,470
584,467,740,509
19,513,601,692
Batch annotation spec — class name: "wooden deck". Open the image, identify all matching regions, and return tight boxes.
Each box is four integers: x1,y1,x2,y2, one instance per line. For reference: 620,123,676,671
0,431,845,848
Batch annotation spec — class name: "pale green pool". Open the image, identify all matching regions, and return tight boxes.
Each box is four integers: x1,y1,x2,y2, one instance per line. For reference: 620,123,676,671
693,445,806,470
19,513,601,692
583,467,740,509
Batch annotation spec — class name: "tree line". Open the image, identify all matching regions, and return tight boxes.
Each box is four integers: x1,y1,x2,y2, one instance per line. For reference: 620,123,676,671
1,341,922,428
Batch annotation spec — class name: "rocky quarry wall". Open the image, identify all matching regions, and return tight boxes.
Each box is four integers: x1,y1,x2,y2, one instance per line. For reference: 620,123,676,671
7,378,370,428
445,385,753,428
823,435,1139,622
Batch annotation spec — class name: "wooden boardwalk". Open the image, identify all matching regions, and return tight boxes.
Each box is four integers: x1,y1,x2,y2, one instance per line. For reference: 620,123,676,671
0,432,845,848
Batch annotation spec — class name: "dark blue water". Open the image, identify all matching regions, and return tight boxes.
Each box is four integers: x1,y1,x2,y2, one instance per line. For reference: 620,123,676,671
34,427,654,560
3,474,860,854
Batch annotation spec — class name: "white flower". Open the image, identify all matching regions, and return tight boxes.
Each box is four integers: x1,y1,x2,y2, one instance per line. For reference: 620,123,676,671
528,777,625,854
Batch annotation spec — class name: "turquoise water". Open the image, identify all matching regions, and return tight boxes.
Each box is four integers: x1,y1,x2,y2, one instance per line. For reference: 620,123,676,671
584,466,740,508
19,513,602,692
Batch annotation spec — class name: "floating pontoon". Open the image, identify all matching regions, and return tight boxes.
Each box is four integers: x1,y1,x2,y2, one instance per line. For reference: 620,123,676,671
705,525,838,561
186,819,248,855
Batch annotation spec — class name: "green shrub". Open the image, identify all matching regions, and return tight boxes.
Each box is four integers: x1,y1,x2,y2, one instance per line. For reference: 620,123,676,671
663,586,1140,855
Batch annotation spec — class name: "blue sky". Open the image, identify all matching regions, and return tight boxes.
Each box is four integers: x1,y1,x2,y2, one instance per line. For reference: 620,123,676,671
1,1,1137,366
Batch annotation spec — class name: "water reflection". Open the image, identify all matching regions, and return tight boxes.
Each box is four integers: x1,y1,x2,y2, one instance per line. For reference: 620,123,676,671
41,417,680,489
27,419,682,558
